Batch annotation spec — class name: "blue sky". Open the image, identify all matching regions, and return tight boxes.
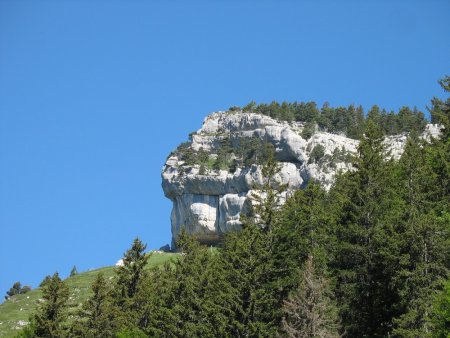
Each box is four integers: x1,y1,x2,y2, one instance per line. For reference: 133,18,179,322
0,0,449,295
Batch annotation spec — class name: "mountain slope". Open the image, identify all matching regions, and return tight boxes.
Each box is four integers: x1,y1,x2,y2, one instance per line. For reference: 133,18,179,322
0,253,177,338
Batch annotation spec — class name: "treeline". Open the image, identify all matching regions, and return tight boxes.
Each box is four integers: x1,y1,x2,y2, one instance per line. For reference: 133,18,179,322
234,99,429,139
17,78,450,337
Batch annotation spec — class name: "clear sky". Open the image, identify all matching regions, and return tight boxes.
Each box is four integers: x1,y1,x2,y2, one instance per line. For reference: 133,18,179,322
0,0,449,295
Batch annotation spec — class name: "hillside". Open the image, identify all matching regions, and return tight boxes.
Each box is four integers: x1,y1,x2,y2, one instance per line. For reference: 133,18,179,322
0,253,177,338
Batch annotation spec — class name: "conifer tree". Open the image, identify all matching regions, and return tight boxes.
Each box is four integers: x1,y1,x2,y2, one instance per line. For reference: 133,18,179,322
427,76,450,211
116,238,149,300
387,78,450,336
247,143,285,232
220,222,278,337
141,230,237,337
392,213,449,337
137,262,178,337
70,265,78,277
71,273,117,337
5,282,31,299
332,120,402,336
282,256,340,338
218,151,286,337
391,133,449,336
171,231,212,337
114,237,150,329
32,272,69,337
430,278,450,338
273,181,337,303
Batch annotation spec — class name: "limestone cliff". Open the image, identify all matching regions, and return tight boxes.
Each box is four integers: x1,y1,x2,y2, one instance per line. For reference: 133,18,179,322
162,111,440,246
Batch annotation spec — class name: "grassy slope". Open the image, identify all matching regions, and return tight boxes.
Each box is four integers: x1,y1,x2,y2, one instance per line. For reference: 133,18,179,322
0,252,177,337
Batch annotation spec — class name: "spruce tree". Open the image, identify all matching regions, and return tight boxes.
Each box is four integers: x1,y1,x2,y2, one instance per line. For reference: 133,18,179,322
218,152,286,337
282,256,340,338
271,182,336,316
71,273,117,337
171,231,212,337
116,238,149,300
427,76,450,212
391,133,450,336
32,272,69,337
114,237,150,329
70,265,78,277
169,230,236,337
220,222,278,337
389,78,450,336
332,120,402,336
246,143,285,232
138,262,178,337
138,230,237,337
430,278,450,338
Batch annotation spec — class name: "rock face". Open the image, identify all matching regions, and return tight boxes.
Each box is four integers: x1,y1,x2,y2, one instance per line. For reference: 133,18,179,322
162,111,440,246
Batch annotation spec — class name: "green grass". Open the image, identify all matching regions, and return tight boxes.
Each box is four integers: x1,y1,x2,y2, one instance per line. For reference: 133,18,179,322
0,252,178,338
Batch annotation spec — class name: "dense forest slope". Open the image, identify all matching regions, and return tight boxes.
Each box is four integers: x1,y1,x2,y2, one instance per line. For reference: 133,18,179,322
162,108,440,246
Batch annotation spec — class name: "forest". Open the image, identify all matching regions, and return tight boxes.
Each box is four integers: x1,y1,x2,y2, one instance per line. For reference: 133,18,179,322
15,78,450,337
237,98,429,139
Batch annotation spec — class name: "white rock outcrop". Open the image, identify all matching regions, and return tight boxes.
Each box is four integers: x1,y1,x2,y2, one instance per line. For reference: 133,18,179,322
162,111,438,246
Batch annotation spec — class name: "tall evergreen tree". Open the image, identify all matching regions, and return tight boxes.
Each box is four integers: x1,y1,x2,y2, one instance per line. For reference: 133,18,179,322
114,238,150,329
32,272,69,337
282,256,340,338
220,223,278,337
136,262,178,337
392,125,449,336
71,273,117,337
218,153,287,337
247,145,285,232
145,230,236,337
427,76,450,212
273,182,337,307
331,120,402,337
116,238,149,300
430,278,450,338
70,266,78,277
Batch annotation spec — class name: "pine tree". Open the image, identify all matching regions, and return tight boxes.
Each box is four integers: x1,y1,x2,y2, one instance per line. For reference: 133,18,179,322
143,230,236,337
70,265,78,277
137,262,178,337
391,133,450,336
71,273,117,337
393,213,449,337
5,282,22,300
282,256,340,338
430,278,450,338
390,78,450,336
427,76,450,212
220,223,278,337
332,120,402,336
273,181,337,303
114,237,150,329
217,153,287,337
171,231,212,337
32,272,69,337
246,144,285,232
116,238,149,300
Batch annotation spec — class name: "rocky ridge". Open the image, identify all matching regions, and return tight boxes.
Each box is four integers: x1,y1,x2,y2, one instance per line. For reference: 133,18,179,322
162,111,440,246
